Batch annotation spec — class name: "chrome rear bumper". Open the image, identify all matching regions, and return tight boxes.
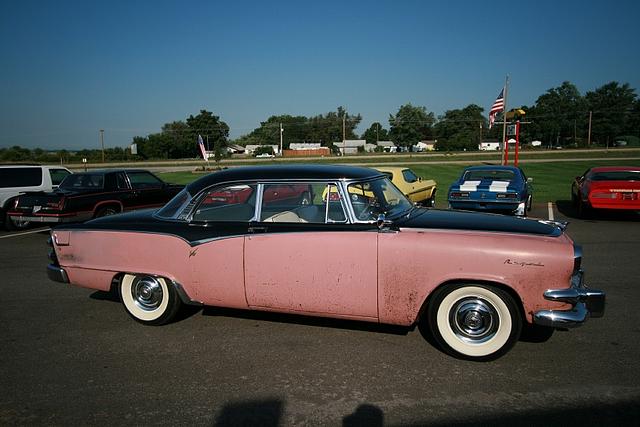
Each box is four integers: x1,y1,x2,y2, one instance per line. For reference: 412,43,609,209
533,270,605,328
47,264,69,283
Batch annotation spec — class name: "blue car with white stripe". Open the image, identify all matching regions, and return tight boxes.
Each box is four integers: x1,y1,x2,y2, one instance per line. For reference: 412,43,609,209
447,165,532,216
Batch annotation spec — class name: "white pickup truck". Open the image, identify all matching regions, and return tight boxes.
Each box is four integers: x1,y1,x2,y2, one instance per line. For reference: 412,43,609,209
0,165,71,230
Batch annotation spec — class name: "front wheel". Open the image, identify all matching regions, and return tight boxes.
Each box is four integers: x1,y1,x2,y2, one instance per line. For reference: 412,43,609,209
119,274,182,325
427,283,522,361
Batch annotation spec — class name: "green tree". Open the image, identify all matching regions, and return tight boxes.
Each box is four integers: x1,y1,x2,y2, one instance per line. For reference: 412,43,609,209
586,82,637,145
529,81,587,147
186,110,229,158
624,98,640,139
433,104,485,151
361,122,389,144
388,104,435,148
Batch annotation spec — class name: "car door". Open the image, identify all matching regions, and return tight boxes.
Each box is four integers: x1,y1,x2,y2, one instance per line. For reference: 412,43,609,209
186,183,258,308
243,182,379,320
125,171,166,209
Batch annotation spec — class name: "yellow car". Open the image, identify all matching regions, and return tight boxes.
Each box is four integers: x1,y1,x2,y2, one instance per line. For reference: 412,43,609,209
375,167,437,207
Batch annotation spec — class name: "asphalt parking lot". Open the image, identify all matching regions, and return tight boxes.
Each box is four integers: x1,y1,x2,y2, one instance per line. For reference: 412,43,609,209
1,203,639,426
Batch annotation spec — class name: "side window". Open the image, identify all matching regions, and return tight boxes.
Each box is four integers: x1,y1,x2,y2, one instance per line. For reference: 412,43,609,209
324,184,346,223
127,172,163,189
49,169,71,186
192,184,257,222
402,169,419,183
0,168,43,188
260,182,346,223
116,173,129,189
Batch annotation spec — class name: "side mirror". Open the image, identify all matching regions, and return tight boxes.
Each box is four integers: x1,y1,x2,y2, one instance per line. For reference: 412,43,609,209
377,214,393,230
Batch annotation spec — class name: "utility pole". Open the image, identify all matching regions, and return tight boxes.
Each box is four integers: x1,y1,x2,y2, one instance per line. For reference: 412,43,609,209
279,123,283,156
376,123,379,143
100,129,105,163
587,111,592,146
342,114,346,154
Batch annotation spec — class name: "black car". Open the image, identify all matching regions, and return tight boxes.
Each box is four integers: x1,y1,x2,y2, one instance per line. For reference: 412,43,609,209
9,169,183,224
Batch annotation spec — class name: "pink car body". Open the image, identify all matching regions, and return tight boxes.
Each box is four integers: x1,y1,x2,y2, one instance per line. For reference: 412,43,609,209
47,165,605,360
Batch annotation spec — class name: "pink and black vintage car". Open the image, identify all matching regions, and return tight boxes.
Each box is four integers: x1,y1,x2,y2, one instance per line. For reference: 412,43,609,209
47,165,605,360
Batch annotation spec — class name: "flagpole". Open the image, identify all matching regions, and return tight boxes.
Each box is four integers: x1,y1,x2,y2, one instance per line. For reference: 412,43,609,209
501,75,509,165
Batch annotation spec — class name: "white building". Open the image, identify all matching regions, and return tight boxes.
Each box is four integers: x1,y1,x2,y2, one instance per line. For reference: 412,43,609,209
376,141,396,152
289,143,322,150
244,145,280,155
334,140,367,155
479,141,501,151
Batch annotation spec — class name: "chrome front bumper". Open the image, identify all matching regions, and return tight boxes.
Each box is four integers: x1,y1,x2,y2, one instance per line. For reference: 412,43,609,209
533,270,605,328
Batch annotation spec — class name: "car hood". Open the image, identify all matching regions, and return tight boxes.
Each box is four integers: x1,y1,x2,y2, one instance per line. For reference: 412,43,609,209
394,208,562,236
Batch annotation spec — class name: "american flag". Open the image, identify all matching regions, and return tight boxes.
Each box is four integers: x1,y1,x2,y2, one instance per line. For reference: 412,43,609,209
489,88,505,129
198,134,208,161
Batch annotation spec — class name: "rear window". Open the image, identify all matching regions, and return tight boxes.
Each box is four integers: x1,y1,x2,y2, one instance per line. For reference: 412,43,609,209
591,171,640,181
49,169,71,186
60,174,104,190
0,167,43,188
463,169,515,181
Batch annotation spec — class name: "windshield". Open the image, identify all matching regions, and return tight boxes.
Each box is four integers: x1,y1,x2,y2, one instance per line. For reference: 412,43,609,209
347,177,412,221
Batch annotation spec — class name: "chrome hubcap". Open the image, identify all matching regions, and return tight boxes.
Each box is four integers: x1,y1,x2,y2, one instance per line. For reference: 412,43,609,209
449,298,499,343
131,276,163,311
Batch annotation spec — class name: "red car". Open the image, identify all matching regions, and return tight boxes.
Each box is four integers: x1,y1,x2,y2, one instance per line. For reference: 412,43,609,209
571,166,640,217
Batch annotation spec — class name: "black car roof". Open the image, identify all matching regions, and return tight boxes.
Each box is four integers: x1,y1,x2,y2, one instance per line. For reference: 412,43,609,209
74,169,153,175
187,164,384,194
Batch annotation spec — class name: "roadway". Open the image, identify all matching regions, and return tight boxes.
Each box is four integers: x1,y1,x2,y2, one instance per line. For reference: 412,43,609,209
0,204,638,425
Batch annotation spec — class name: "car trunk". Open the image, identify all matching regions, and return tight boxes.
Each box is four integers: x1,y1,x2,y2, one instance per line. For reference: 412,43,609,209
588,180,640,209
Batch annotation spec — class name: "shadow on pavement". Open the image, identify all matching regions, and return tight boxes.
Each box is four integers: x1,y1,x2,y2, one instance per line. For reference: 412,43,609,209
556,199,639,221
210,397,640,426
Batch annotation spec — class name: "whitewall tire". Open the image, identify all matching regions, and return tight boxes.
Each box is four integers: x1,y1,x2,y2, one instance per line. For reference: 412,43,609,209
119,274,181,325
428,284,521,361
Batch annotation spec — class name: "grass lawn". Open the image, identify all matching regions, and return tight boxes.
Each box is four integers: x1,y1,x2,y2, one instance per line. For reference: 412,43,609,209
158,159,639,206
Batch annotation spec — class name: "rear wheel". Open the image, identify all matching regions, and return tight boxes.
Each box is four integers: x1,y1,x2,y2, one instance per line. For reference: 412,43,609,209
426,189,437,208
119,274,182,325
94,206,119,218
576,200,591,218
427,283,522,361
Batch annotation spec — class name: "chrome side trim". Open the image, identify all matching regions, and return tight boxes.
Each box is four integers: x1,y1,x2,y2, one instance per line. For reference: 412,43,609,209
533,269,605,328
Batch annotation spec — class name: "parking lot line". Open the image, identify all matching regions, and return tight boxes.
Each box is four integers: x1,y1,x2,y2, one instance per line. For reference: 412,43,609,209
547,202,555,221
0,227,50,239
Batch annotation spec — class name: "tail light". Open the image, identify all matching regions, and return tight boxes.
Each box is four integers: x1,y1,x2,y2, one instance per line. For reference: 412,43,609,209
591,192,616,199
46,196,66,210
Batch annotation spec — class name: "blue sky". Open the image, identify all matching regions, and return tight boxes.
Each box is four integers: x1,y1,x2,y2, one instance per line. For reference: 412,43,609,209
1,0,639,150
